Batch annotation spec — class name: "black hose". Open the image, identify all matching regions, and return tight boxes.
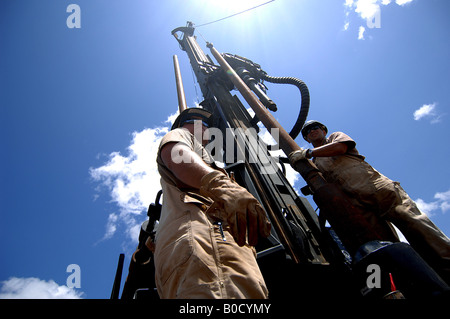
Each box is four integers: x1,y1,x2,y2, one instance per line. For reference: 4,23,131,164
261,75,310,140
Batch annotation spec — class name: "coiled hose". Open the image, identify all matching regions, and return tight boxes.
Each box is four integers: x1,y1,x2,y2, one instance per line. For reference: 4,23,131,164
261,74,310,140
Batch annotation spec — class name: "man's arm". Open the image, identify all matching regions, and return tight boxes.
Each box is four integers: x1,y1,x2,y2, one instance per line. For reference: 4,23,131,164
160,141,271,246
160,142,214,189
310,142,348,158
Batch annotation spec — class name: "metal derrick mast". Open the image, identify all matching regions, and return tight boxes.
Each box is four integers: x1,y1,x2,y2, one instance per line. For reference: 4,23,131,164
164,22,364,298
115,22,449,300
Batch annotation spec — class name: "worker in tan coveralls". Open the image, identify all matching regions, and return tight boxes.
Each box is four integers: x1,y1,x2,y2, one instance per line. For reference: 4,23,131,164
154,108,271,298
289,120,450,284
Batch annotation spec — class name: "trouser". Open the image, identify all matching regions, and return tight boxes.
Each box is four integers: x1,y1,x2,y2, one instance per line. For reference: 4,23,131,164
348,175,450,283
154,185,268,299
327,158,450,282
383,183,450,283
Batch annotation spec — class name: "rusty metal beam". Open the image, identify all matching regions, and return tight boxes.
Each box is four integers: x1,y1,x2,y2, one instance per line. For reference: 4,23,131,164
173,55,187,112
208,43,397,254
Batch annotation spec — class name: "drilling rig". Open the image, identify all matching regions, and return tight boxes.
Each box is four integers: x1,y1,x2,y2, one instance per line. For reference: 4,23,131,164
115,22,449,300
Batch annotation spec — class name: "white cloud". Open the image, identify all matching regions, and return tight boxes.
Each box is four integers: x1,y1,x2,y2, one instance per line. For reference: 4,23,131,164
434,189,450,213
415,188,450,217
343,0,415,38
434,189,450,202
345,0,381,22
415,198,440,217
166,111,179,127
396,0,413,5
345,0,355,6
103,213,118,240
413,103,435,120
0,277,83,299
343,21,350,30
358,26,366,40
413,102,443,123
440,201,450,213
90,125,170,243
345,0,413,18
354,0,380,20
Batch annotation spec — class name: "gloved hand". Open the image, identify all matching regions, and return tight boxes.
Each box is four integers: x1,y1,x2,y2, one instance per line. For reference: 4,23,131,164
288,149,309,165
200,170,271,246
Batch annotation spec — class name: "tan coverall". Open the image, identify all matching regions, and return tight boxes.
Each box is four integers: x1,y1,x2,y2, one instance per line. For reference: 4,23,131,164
154,128,268,299
314,132,450,280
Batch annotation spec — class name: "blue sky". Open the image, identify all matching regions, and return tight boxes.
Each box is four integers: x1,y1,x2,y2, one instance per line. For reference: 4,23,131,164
1,0,449,299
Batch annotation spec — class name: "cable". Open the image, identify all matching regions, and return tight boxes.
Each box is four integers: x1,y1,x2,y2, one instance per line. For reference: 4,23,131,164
195,28,208,44
190,65,200,104
262,75,310,140
195,0,275,28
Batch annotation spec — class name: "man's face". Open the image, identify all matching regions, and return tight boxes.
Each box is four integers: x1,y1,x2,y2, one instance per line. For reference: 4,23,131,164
305,125,326,144
181,117,210,146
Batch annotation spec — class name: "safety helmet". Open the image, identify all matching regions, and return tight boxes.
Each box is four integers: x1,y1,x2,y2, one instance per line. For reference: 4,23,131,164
301,120,328,140
171,108,213,131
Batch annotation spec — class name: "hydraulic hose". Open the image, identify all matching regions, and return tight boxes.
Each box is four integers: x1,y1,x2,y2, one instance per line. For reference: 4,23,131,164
261,75,310,140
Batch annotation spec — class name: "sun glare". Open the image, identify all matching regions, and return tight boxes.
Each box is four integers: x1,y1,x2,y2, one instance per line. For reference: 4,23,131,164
209,0,271,15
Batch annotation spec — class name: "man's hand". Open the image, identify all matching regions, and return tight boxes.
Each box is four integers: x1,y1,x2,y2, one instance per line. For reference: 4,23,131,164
288,149,309,165
200,171,271,246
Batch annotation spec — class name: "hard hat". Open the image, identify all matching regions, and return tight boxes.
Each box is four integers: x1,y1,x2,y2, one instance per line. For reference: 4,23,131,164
301,120,328,140
171,108,213,130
